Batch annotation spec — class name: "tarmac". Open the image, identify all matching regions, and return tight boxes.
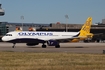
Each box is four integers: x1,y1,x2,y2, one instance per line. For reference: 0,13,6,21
0,42,105,54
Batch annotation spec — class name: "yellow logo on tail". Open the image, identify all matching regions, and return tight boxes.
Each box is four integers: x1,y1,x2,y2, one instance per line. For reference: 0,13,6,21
71,17,93,42
79,17,92,37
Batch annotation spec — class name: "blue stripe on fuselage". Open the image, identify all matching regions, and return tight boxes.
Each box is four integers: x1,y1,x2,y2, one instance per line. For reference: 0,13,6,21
7,38,46,43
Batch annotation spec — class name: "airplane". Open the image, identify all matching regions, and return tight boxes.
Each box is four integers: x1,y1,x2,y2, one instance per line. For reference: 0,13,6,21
0,4,5,16
2,17,92,48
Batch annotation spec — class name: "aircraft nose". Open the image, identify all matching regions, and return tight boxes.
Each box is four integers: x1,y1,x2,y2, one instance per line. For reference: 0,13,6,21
2,36,7,41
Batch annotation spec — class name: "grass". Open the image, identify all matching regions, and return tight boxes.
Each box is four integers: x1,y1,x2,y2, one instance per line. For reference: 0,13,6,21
0,52,105,70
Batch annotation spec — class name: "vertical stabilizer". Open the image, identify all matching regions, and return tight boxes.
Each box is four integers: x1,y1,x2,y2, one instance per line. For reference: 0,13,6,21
79,17,92,37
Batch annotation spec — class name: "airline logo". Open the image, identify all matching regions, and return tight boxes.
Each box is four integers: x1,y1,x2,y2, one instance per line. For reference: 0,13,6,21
18,32,53,36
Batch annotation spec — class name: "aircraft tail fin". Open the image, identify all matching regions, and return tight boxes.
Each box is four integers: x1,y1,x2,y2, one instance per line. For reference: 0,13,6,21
79,17,92,37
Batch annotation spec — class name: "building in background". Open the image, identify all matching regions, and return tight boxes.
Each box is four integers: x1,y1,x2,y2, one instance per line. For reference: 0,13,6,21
0,22,50,35
0,22,7,35
102,19,105,24
0,20,105,35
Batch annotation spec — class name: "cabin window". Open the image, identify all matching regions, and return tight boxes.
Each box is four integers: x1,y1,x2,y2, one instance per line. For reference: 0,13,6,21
5,34,12,36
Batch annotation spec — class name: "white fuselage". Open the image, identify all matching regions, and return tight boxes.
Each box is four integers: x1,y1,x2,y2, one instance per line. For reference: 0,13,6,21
2,31,79,43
